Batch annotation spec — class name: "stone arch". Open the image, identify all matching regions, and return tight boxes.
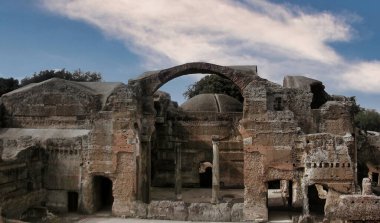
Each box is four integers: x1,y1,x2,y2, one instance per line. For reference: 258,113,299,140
130,62,259,96
128,62,284,221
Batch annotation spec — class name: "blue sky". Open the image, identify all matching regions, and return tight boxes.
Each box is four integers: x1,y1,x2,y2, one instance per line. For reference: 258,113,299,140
1,0,379,110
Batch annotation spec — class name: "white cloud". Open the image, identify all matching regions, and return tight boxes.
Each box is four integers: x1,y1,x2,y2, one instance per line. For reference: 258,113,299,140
40,0,380,94
339,61,380,93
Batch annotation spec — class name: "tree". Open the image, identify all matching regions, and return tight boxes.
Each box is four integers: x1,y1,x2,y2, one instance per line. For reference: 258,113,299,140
20,69,102,87
183,74,243,102
0,77,19,96
355,109,380,132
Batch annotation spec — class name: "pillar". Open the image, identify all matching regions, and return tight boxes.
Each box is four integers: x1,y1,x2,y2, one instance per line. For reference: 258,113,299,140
362,178,372,195
291,179,303,208
280,180,289,206
140,137,151,203
211,137,220,204
301,178,309,216
175,142,182,200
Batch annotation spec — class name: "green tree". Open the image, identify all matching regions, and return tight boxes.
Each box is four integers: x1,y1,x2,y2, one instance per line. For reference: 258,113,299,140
20,69,102,87
183,74,243,102
355,109,380,132
0,77,19,96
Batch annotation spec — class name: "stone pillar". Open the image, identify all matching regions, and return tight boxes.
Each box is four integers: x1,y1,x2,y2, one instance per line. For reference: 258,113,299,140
280,180,289,206
140,137,151,203
174,142,182,200
211,137,220,204
136,136,143,201
362,178,372,195
291,179,303,208
301,178,309,216
243,152,268,222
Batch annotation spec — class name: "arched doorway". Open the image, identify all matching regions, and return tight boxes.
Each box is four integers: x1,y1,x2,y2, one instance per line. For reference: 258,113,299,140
141,64,248,204
199,162,213,188
130,62,269,221
93,176,113,211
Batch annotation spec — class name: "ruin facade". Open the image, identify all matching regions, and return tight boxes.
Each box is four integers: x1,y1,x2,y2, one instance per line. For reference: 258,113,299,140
0,62,379,222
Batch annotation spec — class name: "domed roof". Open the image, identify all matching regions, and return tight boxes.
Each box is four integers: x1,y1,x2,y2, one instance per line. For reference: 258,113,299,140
180,94,242,113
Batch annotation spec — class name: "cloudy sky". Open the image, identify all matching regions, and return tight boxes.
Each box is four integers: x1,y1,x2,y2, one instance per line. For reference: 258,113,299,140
1,0,380,110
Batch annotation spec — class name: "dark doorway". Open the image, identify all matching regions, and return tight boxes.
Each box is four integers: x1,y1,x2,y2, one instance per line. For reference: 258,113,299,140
288,181,293,208
93,176,113,211
373,173,379,186
308,185,326,215
199,167,212,188
68,191,78,212
268,180,281,189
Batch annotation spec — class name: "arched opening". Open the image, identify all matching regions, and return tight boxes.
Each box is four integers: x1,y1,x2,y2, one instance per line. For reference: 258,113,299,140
308,184,327,215
93,176,113,212
143,64,247,204
199,163,212,188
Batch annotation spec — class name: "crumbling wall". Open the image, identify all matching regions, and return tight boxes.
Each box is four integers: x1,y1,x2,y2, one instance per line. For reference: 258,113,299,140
334,195,380,221
303,134,354,183
0,63,362,222
316,101,354,135
80,83,140,215
285,88,314,134
241,80,302,221
0,129,89,215
1,79,102,128
0,146,47,218
302,131,356,218
1,189,46,219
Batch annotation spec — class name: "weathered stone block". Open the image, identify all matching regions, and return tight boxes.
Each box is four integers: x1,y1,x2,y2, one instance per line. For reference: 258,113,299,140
188,203,231,222
147,200,187,220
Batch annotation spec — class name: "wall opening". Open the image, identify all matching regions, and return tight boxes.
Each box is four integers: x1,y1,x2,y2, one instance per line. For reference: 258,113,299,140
267,180,291,209
148,71,244,204
267,180,299,221
199,164,212,188
67,191,78,212
310,83,330,109
372,172,379,186
274,97,283,111
93,176,113,211
308,185,326,215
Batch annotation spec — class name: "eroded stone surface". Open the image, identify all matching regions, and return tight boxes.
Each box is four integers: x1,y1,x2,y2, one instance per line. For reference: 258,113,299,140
0,62,376,222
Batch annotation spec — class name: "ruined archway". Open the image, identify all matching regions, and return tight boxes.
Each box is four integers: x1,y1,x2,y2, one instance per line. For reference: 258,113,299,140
145,65,246,204
131,62,258,97
128,62,288,221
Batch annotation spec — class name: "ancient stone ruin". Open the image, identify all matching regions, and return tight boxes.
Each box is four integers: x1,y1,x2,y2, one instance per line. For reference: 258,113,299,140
0,62,379,222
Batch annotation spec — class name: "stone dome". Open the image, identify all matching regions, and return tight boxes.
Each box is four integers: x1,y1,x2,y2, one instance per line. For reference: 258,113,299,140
180,94,243,113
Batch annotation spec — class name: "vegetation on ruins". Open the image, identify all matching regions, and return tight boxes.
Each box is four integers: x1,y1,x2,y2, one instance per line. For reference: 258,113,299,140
0,69,102,96
0,77,19,96
20,69,102,87
183,74,243,102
